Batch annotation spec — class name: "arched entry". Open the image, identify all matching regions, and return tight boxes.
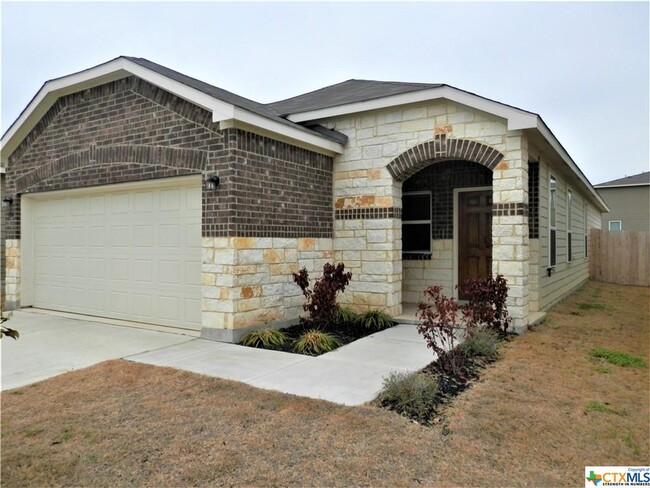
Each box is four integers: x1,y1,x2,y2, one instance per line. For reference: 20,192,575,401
387,134,504,181
387,135,504,303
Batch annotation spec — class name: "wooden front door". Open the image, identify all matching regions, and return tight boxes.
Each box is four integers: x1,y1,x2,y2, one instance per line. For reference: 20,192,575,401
458,190,492,299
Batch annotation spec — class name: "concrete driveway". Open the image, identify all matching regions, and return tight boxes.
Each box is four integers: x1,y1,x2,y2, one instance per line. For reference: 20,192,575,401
2,310,434,406
1,311,194,390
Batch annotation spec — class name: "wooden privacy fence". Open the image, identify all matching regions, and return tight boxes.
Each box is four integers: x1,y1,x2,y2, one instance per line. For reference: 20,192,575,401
590,229,650,287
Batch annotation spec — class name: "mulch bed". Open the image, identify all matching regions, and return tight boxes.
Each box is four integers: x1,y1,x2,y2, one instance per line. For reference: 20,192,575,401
243,320,397,355
379,332,517,426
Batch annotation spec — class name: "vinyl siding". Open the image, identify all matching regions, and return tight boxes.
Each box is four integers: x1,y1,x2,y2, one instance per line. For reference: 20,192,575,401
597,186,650,232
531,148,602,311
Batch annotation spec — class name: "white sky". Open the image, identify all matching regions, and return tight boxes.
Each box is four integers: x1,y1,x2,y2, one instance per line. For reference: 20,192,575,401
1,1,648,185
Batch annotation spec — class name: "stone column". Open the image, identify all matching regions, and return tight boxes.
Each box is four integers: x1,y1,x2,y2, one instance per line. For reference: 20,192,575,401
333,178,402,316
5,239,21,310
492,132,530,333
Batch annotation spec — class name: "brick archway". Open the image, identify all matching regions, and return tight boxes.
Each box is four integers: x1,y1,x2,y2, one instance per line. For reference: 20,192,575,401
15,144,207,192
386,134,504,181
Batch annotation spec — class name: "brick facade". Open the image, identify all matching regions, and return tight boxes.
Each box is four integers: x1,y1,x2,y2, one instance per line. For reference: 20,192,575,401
3,76,334,329
5,77,333,241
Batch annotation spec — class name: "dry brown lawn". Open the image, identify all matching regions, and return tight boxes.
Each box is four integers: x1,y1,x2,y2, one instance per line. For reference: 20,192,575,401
1,281,648,487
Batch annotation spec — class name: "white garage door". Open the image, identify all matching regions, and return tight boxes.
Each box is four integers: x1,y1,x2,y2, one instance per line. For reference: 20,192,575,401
28,177,202,330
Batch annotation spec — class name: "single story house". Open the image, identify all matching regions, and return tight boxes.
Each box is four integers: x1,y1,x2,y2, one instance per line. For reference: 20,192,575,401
594,172,649,232
0,57,607,340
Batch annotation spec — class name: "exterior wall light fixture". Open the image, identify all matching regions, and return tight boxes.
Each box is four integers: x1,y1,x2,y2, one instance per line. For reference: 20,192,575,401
206,175,220,190
2,197,13,208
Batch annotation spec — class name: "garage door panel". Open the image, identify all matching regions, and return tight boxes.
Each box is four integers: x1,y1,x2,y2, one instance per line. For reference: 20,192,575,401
132,294,152,319
185,298,202,324
31,180,202,330
134,191,153,212
160,189,180,211
111,259,130,280
69,197,87,216
133,225,153,246
68,257,86,278
160,224,180,247
110,226,131,247
186,223,202,248
87,290,107,312
89,227,107,247
111,193,130,214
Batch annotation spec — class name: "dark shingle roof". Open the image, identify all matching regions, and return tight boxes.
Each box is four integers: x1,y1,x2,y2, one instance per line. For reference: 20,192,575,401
268,79,443,116
595,172,650,187
122,57,345,143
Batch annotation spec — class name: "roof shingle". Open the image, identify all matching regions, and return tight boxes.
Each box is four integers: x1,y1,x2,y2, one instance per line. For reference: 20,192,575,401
595,172,650,187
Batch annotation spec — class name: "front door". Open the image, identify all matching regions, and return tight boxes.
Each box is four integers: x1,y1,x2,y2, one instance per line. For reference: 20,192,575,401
458,189,492,299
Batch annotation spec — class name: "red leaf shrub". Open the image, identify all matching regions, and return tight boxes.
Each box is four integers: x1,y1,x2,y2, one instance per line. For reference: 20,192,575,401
417,276,511,376
459,274,511,333
292,263,352,327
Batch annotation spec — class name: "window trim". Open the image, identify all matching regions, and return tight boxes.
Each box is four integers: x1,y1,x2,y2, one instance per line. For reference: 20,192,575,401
567,188,573,263
549,175,557,267
608,220,622,231
402,190,432,253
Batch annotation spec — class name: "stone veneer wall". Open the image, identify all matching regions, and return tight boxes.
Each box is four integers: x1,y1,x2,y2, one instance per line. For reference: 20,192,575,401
201,236,333,342
4,240,20,309
322,100,531,330
333,216,401,312
403,240,452,303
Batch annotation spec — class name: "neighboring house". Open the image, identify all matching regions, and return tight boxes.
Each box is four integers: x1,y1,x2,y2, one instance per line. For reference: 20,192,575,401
594,172,650,232
0,57,607,340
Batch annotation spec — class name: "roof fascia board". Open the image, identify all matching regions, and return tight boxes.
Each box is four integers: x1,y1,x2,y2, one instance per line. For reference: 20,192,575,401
285,85,538,130
2,58,339,159
595,183,650,189
535,119,609,212
219,109,343,155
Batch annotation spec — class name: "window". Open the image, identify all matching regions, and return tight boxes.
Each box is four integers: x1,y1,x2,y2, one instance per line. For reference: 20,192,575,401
403,192,432,253
584,203,588,258
567,189,573,263
608,220,622,231
549,175,557,266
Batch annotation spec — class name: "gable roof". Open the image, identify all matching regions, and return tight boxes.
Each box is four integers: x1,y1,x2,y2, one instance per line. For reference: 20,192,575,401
1,57,346,160
1,57,608,211
122,57,345,144
269,79,443,115
270,79,608,211
595,171,650,188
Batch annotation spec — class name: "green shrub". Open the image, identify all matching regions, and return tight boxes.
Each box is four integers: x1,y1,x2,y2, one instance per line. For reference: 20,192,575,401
293,330,342,355
589,347,646,368
377,371,438,422
240,328,289,350
336,306,360,326
359,309,394,331
460,328,500,359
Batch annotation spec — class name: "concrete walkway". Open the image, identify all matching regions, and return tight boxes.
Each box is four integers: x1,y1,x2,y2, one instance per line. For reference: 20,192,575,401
2,310,435,406
128,324,433,405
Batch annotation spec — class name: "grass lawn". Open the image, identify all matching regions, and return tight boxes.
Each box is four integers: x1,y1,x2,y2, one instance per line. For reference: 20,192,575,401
1,280,648,487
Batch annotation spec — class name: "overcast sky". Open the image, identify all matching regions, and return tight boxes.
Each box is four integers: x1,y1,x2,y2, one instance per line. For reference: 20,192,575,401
1,1,648,185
